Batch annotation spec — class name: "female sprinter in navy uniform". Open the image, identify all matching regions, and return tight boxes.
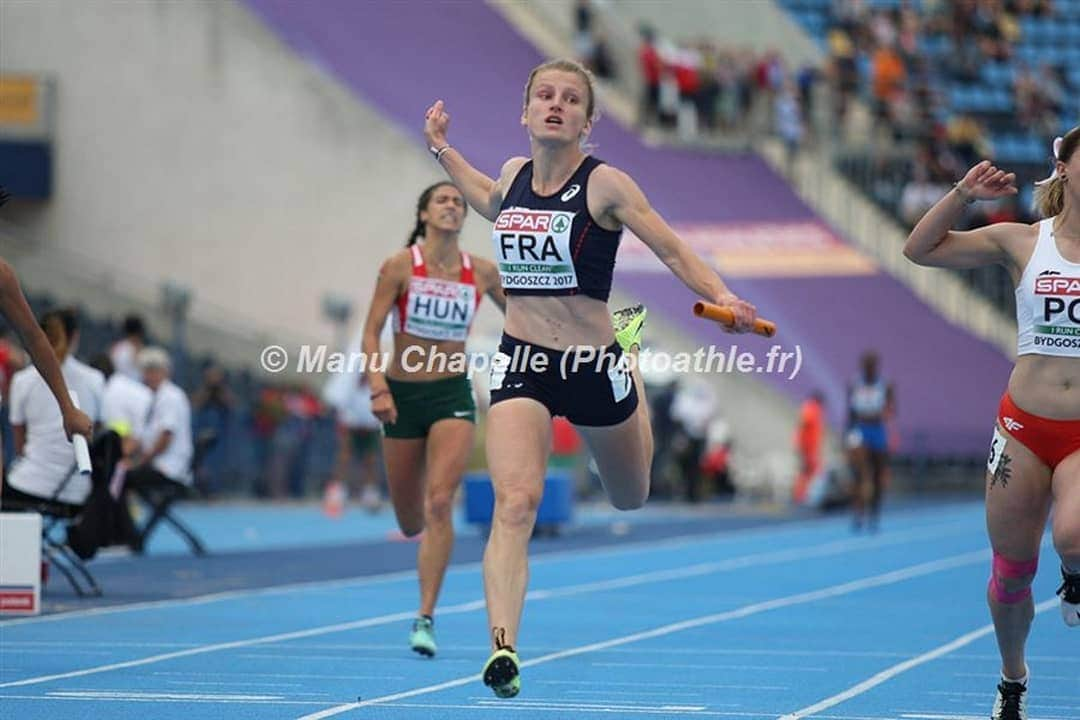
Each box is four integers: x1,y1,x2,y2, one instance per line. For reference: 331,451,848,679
904,126,1080,720
424,58,758,698
362,182,505,658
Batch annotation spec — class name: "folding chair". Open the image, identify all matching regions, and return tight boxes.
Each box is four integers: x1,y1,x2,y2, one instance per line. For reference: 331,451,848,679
1,468,102,598
131,429,216,556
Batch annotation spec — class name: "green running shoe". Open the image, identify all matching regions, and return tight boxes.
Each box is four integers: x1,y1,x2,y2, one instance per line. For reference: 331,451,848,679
409,616,437,658
612,304,647,353
482,646,521,698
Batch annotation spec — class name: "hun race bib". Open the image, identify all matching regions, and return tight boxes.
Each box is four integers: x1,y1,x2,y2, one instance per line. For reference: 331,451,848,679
403,278,477,342
493,208,579,291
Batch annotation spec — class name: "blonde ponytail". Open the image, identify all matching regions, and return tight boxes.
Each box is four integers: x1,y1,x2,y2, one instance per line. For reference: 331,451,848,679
1034,125,1079,218
1034,175,1065,218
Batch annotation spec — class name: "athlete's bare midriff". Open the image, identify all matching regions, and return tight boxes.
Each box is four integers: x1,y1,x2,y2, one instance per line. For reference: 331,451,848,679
1008,356,1080,419
503,295,614,350
386,333,469,382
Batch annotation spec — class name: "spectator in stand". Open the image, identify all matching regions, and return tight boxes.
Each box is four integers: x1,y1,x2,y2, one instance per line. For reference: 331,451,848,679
191,364,235,496
793,391,827,505
323,352,384,513
775,78,804,170
90,354,152,458
4,313,96,508
696,41,720,132
251,384,285,497
110,314,147,382
826,27,858,134
871,40,906,135
589,30,616,81
671,378,717,503
124,347,194,551
637,24,663,129
672,44,703,138
53,308,105,432
947,115,992,170
900,164,952,227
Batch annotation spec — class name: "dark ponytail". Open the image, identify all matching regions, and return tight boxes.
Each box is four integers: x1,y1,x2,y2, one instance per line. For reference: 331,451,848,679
406,218,425,247
406,181,463,247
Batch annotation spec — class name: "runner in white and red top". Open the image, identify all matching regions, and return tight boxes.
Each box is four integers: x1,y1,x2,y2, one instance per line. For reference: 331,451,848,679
361,181,505,659
904,126,1080,720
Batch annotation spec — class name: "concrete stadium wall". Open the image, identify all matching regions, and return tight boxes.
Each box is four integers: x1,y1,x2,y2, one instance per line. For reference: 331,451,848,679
0,0,505,355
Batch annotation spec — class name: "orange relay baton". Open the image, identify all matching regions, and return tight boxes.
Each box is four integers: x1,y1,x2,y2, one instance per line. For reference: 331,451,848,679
693,301,777,338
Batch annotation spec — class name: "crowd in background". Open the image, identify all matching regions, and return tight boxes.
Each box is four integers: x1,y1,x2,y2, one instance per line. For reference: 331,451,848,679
0,309,362,504
633,23,819,149
573,0,1075,237
568,0,1075,314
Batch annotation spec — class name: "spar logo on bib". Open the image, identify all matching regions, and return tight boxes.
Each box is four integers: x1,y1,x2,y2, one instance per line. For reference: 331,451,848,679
1032,274,1080,344
493,208,579,290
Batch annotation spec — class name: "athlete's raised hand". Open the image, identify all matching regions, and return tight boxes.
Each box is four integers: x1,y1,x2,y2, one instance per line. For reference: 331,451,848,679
956,161,1018,202
424,100,451,149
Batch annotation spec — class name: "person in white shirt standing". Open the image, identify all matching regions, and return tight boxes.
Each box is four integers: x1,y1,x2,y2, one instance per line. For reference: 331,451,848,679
322,329,385,513
109,315,147,382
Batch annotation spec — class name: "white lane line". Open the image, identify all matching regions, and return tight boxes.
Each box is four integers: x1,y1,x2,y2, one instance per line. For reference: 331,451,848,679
234,653,473,664
899,714,1074,720
354,700,911,718
295,550,988,720
151,671,406,681
776,597,1059,720
0,693,332,706
0,602,478,689
0,510,976,627
592,662,826,672
47,690,286,700
538,680,789,691
0,525,958,689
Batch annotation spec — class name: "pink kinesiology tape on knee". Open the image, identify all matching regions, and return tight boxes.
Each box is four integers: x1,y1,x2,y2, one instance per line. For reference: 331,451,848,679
989,553,1039,604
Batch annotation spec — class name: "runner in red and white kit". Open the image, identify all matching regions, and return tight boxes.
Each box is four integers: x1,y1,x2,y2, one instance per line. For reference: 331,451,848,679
904,126,1080,720
361,181,505,658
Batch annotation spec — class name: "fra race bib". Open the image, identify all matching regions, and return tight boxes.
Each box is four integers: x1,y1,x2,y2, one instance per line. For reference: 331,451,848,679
493,208,579,291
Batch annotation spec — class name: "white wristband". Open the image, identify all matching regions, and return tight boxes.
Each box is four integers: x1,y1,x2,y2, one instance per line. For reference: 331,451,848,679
429,145,451,162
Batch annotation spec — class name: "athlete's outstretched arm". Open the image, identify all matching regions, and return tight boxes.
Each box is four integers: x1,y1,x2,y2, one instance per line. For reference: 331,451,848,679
904,161,1021,269
0,259,92,440
362,253,409,425
592,165,757,332
423,100,524,222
